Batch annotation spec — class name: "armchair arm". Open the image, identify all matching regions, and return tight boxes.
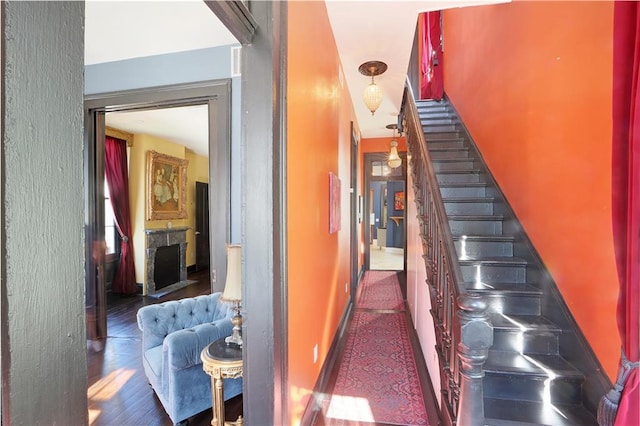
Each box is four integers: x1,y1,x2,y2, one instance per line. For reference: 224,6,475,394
163,319,234,371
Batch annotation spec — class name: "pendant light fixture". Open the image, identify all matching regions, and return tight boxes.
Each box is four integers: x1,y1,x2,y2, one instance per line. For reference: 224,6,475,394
359,60,387,115
386,123,402,169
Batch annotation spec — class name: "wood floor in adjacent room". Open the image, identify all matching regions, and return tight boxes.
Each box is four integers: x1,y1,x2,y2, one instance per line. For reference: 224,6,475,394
87,269,242,426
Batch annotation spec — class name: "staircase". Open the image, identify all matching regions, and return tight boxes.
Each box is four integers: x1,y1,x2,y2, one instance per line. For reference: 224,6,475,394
414,99,605,425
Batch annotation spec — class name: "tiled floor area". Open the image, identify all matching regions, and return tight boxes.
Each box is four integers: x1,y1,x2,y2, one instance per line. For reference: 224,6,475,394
369,242,404,270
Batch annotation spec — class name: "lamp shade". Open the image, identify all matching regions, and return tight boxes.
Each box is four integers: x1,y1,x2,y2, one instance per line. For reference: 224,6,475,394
363,82,383,115
388,140,402,169
221,244,242,302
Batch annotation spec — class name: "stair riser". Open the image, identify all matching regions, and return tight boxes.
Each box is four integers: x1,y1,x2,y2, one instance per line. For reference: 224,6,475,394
445,201,494,215
419,112,454,120
424,131,462,140
418,105,452,113
433,160,478,172
427,140,465,148
492,330,559,354
449,219,503,235
484,294,541,315
455,239,513,257
484,374,583,405
429,150,470,160
460,263,527,283
423,124,458,133
421,118,455,126
437,172,483,184
440,186,487,198
416,106,449,114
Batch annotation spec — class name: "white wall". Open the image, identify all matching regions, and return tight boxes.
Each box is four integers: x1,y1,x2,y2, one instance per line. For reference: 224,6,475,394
406,165,441,408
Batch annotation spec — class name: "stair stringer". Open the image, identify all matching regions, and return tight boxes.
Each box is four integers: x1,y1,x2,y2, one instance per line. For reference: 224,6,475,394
443,96,612,417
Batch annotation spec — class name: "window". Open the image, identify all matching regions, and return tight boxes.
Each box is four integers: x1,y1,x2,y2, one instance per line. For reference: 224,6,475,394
371,160,403,177
104,180,118,255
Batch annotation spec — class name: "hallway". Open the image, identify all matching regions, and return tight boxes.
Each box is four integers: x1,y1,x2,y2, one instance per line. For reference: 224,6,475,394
311,270,440,426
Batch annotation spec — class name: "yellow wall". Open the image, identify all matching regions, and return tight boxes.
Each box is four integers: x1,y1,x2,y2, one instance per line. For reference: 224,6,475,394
128,134,208,292
442,1,619,379
287,1,359,422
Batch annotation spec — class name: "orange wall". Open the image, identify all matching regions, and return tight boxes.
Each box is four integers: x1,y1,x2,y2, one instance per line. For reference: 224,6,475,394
443,1,619,379
287,2,359,423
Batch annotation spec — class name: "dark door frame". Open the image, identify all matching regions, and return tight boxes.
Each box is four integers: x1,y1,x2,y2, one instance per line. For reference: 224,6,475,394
84,80,232,341
350,122,360,297
363,152,408,271
206,1,288,424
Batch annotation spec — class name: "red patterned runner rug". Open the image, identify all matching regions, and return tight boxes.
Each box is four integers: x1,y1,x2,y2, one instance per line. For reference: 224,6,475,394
356,271,405,311
324,310,429,425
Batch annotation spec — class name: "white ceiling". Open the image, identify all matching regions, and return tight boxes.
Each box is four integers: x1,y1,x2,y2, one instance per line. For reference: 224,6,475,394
85,1,237,65
86,0,508,155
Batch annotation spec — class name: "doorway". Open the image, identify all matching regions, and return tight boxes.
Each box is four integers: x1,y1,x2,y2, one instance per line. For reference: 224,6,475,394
84,81,232,345
364,153,407,271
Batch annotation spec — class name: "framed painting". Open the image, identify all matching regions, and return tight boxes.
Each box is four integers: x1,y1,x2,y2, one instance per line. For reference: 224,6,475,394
394,191,405,211
329,172,341,233
146,151,189,220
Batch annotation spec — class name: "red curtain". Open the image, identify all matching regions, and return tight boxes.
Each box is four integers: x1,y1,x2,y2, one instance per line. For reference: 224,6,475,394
105,136,137,294
420,11,443,101
602,3,640,425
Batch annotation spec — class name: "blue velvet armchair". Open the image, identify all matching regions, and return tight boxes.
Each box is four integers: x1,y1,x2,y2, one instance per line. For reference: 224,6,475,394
137,293,243,425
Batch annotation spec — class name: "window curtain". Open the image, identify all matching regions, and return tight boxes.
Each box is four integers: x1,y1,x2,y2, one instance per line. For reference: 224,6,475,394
420,11,443,101
598,3,640,425
105,136,137,294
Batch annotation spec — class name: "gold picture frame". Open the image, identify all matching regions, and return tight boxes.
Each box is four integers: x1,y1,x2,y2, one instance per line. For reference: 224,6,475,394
146,151,188,220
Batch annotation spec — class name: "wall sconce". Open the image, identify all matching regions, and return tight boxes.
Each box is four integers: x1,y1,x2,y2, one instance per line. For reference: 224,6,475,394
359,60,387,115
386,123,402,169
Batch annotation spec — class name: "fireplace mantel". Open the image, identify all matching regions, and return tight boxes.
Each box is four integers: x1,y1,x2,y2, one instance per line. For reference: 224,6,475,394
145,227,193,296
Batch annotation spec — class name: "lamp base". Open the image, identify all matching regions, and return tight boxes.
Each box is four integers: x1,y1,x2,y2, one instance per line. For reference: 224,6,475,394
225,302,243,348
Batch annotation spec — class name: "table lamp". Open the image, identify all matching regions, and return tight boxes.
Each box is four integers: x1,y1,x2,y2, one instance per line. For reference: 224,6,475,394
221,244,243,348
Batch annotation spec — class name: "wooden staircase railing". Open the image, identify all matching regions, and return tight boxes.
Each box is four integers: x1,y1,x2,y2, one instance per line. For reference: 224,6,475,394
400,82,493,426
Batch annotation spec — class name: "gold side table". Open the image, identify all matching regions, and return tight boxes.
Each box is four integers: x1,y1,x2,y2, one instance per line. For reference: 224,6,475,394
201,338,243,426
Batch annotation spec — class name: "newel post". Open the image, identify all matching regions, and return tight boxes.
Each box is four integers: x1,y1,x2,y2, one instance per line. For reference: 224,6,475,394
456,293,493,426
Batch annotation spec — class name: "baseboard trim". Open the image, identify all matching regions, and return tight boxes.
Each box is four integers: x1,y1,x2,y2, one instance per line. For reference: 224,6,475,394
300,293,356,425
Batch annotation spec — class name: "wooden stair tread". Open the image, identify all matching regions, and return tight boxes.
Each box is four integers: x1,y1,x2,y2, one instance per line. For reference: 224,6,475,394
453,235,514,242
458,256,527,265
448,214,504,220
439,182,488,187
443,197,496,202
485,351,583,378
465,281,540,293
484,398,597,426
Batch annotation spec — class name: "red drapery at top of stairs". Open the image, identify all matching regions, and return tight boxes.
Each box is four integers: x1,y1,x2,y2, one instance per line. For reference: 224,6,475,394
419,11,443,101
599,3,640,426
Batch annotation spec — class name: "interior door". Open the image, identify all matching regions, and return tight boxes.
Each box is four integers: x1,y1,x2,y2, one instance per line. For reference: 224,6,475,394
195,181,210,271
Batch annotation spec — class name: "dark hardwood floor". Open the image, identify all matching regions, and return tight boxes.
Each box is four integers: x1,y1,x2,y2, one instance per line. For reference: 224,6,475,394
87,269,242,426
